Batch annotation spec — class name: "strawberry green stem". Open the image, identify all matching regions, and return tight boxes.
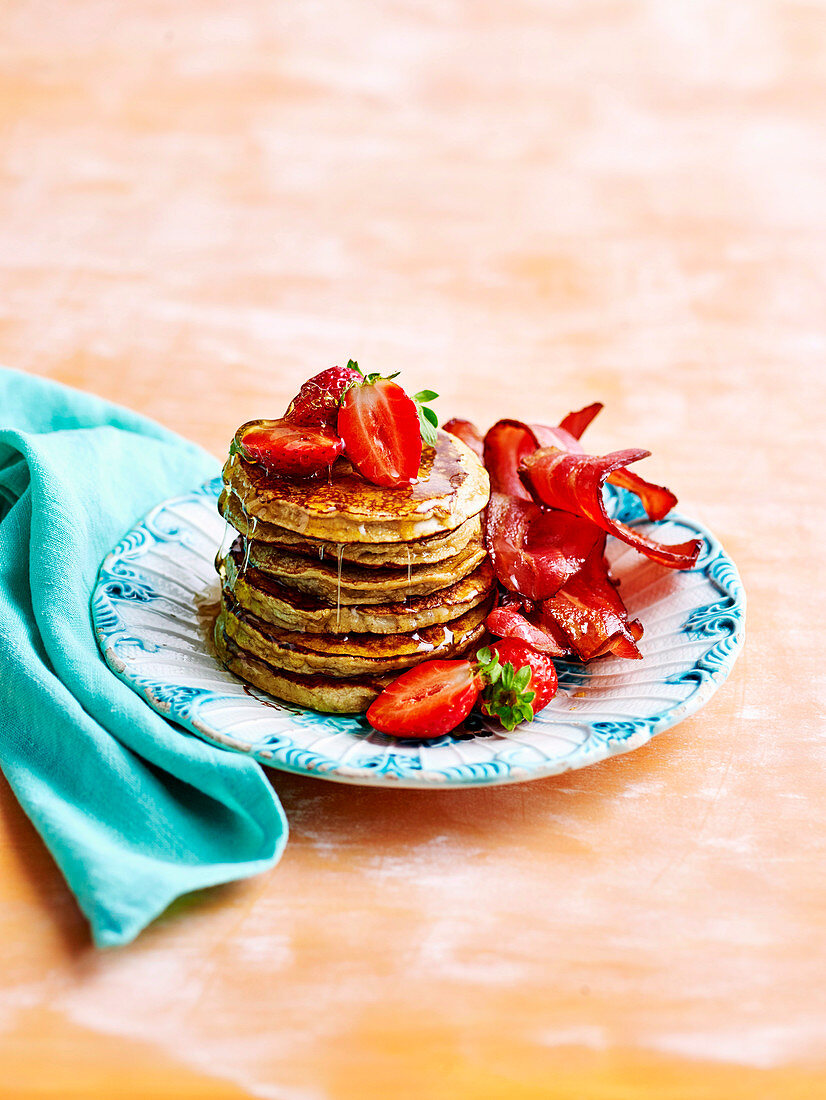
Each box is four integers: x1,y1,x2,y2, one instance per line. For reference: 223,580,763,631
475,647,536,731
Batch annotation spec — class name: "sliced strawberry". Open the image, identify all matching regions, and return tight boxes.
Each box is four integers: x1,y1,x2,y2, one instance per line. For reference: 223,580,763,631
366,660,482,738
486,638,558,716
284,363,362,428
338,378,422,487
237,419,344,478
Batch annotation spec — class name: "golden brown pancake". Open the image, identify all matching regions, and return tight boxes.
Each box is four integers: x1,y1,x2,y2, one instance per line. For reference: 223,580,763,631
215,622,394,713
235,533,487,605
221,428,490,543
219,489,483,566
215,420,494,712
219,593,491,678
220,550,495,634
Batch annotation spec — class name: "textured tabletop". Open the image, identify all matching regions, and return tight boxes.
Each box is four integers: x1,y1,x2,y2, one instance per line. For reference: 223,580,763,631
1,2,823,1097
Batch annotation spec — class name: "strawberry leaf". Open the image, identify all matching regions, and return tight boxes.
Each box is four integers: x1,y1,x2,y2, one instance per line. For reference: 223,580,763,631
362,370,400,385
479,658,536,732
514,666,532,692
413,389,440,448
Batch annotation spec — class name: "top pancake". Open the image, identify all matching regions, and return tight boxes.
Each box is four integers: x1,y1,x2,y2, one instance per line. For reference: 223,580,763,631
222,427,490,543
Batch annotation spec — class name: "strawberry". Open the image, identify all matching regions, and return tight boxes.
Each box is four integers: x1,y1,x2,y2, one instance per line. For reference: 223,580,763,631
338,377,422,487
235,419,344,478
484,639,558,720
366,660,483,738
366,642,555,739
284,362,363,428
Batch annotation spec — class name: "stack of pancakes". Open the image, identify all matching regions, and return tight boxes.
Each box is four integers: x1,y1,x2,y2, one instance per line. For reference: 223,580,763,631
214,426,493,713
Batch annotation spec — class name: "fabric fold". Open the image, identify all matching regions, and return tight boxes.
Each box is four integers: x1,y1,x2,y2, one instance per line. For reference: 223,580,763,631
0,366,287,947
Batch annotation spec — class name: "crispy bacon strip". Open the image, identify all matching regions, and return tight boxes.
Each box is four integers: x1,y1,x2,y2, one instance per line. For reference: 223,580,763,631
542,536,643,660
486,413,678,521
483,420,576,497
485,604,572,658
607,469,677,522
558,401,603,440
486,554,641,660
442,418,484,461
556,404,677,521
522,447,701,570
485,492,602,600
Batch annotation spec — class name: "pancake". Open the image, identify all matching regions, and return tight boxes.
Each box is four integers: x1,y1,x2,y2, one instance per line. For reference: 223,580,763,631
235,533,487,605
219,594,491,677
219,489,483,567
222,428,490,543
219,551,495,634
215,623,393,713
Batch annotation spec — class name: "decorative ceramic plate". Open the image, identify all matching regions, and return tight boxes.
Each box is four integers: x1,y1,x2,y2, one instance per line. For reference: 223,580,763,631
92,476,745,788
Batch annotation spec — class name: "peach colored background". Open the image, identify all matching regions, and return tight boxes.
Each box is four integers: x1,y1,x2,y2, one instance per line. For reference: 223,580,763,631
1,2,824,1097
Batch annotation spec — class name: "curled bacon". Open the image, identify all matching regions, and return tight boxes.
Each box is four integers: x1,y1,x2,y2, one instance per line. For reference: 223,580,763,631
477,404,694,665
486,604,571,657
542,536,643,660
607,469,677,522
556,404,677,521
442,418,484,461
485,492,601,601
484,414,676,521
558,401,603,440
486,538,643,661
521,447,701,571
483,420,575,497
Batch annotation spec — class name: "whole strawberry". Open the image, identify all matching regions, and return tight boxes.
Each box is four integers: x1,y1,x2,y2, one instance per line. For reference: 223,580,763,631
365,642,556,739
284,361,363,428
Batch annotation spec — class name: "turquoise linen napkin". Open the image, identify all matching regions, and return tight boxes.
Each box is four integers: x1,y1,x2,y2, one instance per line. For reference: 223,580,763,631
0,366,287,947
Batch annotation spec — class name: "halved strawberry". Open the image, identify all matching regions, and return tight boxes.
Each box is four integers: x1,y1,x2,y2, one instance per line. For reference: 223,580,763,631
236,419,344,478
366,659,482,738
338,378,422,487
366,642,553,739
284,362,363,428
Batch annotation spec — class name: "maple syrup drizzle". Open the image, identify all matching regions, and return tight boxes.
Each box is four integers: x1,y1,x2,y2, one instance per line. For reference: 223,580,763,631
335,542,345,630
237,477,258,584
229,475,254,597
